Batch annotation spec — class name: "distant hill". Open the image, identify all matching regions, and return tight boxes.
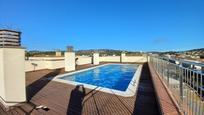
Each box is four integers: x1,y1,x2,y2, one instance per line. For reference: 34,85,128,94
26,49,143,57
76,49,123,56
76,49,143,56
26,48,204,57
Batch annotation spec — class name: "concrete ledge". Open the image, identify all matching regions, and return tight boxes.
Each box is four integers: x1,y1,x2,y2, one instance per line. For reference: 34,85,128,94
148,63,182,115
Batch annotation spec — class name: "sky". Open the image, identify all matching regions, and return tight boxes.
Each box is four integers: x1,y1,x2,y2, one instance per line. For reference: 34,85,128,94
0,0,204,51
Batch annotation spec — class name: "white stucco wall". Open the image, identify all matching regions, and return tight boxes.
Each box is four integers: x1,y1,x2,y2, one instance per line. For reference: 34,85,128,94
93,53,99,65
122,56,147,63
0,49,5,99
46,60,65,69
28,57,64,61
99,56,121,62
25,56,92,72
76,56,92,65
25,60,47,71
99,56,147,63
24,56,147,72
121,53,126,62
25,60,65,72
0,48,26,106
65,52,75,71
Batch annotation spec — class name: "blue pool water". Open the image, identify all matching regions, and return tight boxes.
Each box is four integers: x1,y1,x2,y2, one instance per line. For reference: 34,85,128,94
59,64,138,91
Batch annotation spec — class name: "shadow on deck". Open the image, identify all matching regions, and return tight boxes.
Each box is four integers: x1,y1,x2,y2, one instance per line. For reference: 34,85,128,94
132,63,160,115
27,69,63,101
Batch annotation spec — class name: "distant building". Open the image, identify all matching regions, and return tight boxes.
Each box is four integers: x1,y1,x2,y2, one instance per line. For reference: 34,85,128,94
0,29,21,48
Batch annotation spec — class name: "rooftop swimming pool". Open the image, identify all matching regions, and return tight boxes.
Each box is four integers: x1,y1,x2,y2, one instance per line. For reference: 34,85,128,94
54,64,142,97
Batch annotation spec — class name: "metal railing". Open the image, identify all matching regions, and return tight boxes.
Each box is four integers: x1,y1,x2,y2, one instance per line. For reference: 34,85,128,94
149,56,204,115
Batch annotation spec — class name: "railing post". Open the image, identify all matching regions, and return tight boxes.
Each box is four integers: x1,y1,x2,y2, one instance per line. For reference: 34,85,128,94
167,63,170,86
179,67,183,106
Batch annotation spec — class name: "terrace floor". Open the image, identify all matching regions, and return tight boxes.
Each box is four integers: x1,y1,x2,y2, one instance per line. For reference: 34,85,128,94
0,63,160,115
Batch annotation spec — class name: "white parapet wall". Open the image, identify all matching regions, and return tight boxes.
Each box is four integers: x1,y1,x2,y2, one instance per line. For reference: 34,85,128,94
65,52,75,71
25,60,48,71
99,56,121,62
99,55,147,63
76,56,92,65
28,57,64,61
122,56,147,63
93,53,99,65
46,60,65,69
24,55,147,72
24,56,92,72
25,60,65,71
0,48,26,107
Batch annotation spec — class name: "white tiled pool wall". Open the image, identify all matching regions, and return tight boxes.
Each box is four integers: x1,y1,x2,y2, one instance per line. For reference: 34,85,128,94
53,64,143,97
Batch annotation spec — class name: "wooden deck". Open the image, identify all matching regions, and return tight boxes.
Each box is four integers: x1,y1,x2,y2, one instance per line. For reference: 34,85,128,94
0,63,161,115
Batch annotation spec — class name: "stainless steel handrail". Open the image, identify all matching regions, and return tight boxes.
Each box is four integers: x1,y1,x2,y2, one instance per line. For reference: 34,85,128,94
149,56,204,115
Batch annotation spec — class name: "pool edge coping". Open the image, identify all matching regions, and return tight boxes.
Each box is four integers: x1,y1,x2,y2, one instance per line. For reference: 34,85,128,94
52,63,143,97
